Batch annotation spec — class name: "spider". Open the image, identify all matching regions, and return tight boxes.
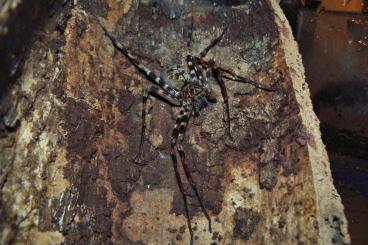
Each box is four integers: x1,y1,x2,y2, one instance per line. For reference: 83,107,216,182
100,22,275,244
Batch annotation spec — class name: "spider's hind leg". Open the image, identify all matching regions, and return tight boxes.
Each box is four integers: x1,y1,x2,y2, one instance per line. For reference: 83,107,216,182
178,142,212,233
134,86,181,165
171,107,212,244
171,108,195,244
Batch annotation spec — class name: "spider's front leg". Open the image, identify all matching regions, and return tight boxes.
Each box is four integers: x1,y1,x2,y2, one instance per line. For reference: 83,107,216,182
187,28,234,140
209,59,276,141
191,56,234,141
195,57,277,141
134,86,180,165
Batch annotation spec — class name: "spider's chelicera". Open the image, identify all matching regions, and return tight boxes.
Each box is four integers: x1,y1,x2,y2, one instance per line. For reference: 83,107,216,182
100,22,275,244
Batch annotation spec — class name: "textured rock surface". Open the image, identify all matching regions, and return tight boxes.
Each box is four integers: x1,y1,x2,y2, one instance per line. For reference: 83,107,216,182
0,0,350,244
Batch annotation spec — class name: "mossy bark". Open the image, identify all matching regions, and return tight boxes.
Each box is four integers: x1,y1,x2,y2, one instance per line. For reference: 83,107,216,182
0,1,350,244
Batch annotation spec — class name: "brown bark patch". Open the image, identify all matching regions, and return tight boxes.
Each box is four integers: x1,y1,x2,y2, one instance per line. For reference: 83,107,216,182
233,207,261,241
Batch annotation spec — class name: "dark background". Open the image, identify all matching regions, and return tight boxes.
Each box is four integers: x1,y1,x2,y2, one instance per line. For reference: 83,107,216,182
280,1,368,244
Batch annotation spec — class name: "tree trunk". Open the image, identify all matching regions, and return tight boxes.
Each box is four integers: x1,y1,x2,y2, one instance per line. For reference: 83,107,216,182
0,0,350,244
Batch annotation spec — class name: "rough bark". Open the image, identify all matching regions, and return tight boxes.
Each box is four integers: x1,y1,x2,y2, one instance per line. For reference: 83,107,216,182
0,0,350,244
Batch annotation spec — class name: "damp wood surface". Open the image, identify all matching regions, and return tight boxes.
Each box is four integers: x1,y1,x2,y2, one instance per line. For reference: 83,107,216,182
0,1,350,245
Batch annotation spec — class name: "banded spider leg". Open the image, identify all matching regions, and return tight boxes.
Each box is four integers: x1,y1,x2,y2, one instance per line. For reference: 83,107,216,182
191,32,277,140
134,86,181,165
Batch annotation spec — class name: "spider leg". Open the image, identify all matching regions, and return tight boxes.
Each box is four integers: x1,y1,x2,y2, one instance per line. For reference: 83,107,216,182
210,63,275,140
171,107,194,245
190,21,276,92
212,66,233,141
191,57,233,139
178,142,212,233
187,15,194,47
134,86,181,165
186,55,208,88
171,148,194,245
193,57,276,140
199,28,227,58
100,24,181,97
218,67,277,92
173,106,212,236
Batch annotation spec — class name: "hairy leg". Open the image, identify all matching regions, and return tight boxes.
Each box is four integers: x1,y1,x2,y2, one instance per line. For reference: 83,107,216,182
99,23,181,97
218,67,278,91
171,107,194,244
171,146,194,245
172,106,212,240
186,54,208,87
134,86,181,165
212,66,233,140
175,106,212,231
178,142,212,233
193,56,276,140
199,28,226,58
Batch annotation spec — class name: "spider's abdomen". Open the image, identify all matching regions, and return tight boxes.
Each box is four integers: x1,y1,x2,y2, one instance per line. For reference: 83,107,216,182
180,83,205,100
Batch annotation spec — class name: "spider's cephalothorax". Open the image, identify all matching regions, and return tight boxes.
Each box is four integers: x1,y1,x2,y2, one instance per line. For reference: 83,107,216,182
100,23,275,245
165,63,217,114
